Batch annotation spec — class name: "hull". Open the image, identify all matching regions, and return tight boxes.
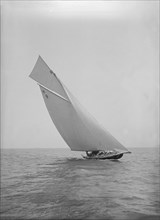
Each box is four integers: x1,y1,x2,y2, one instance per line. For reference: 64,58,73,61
82,153,123,160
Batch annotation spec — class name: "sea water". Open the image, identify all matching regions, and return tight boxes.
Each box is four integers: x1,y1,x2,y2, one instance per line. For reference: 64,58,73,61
1,147,160,220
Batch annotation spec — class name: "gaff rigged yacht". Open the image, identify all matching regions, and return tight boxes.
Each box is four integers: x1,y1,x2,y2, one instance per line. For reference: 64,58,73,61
29,56,131,160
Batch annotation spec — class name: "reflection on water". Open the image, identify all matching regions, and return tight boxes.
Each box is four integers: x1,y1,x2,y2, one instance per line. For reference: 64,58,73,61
1,148,160,220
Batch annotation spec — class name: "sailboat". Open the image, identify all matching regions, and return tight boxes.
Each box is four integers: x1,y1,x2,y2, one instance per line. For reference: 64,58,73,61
29,56,131,160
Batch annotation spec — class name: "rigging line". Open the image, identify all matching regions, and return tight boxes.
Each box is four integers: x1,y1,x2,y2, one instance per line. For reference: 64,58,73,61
38,83,70,102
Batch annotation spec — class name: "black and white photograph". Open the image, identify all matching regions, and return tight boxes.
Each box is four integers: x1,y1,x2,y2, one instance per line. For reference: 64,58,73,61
1,1,159,220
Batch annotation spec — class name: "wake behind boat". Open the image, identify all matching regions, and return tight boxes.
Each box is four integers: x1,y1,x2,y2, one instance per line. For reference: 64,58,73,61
29,56,131,160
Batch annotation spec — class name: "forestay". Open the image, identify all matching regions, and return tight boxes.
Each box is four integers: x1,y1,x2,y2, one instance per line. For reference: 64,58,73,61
29,56,129,153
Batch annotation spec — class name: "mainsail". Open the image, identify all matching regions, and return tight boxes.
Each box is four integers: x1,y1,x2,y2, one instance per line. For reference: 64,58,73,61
29,56,129,153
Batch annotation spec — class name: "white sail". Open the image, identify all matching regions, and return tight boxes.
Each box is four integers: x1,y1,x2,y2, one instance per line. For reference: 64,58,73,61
29,56,129,153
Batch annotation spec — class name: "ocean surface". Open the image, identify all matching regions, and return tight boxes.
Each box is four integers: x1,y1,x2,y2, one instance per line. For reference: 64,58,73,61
1,147,160,220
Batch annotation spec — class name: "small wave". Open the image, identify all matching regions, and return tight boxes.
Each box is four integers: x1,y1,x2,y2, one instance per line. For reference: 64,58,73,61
67,157,85,161
122,196,144,201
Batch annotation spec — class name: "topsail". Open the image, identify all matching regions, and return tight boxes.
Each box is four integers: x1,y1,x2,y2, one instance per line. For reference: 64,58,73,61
29,56,129,153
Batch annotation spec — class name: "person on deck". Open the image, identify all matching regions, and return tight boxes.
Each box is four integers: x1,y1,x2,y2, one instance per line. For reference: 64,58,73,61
86,151,92,157
92,151,99,156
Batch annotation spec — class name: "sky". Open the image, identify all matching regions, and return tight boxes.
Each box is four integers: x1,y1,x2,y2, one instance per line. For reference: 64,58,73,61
1,1,159,149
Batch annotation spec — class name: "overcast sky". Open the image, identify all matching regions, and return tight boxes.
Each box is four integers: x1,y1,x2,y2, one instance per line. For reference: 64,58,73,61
1,1,159,149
